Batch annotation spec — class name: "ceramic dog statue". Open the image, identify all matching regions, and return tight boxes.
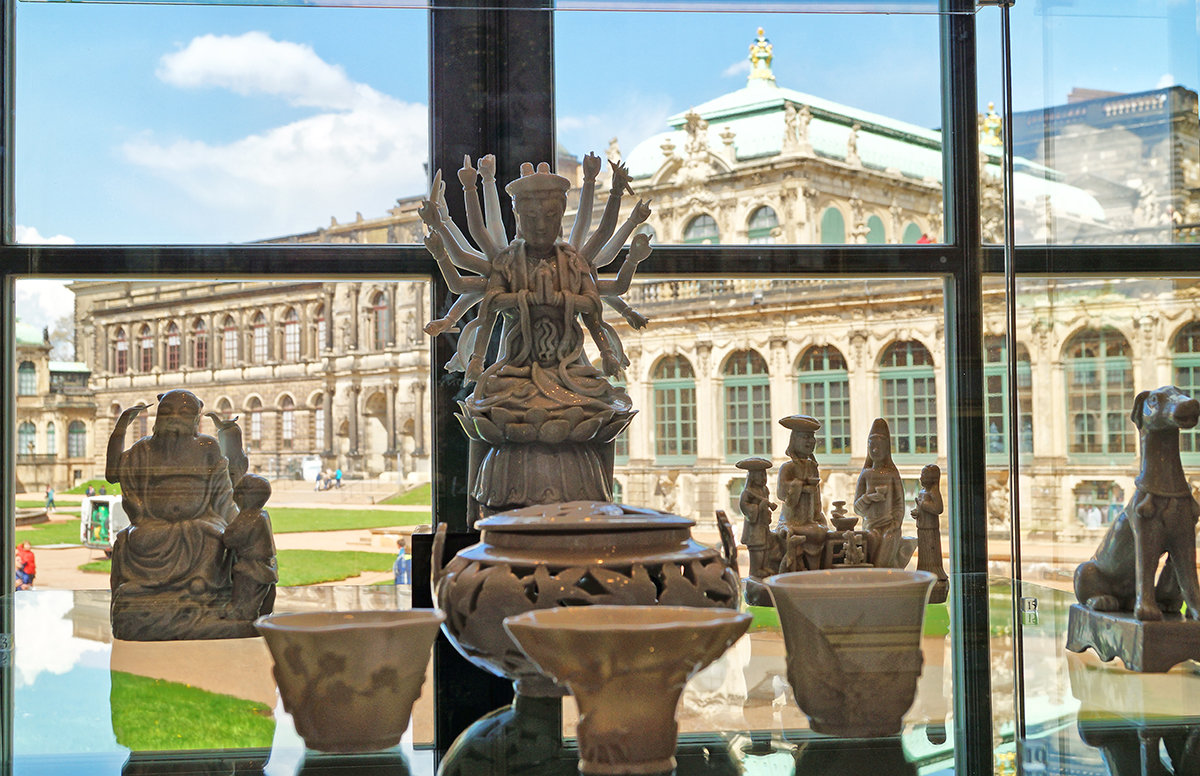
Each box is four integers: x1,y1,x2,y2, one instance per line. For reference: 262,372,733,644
1074,385,1200,621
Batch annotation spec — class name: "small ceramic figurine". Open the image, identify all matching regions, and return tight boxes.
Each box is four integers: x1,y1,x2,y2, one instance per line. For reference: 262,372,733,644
913,463,949,604
1068,386,1200,672
776,415,827,572
854,418,907,569
421,154,649,517
105,389,277,640
737,457,777,579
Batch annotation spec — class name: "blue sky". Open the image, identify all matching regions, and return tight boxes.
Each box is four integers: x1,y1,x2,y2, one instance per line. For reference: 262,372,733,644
14,1,1194,250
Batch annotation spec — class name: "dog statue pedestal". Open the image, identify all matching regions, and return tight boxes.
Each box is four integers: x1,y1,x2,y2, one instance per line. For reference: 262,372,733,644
1066,604,1200,673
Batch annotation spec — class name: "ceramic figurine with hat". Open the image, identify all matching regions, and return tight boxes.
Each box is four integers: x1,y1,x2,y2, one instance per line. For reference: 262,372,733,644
912,463,949,603
736,456,777,580
776,414,828,573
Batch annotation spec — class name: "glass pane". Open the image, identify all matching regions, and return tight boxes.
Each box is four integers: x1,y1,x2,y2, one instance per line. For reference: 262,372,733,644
977,0,1200,245
555,13,946,245
15,4,428,244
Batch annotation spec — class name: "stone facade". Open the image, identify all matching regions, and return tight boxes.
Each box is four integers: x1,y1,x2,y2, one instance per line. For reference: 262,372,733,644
15,321,96,492
71,280,432,484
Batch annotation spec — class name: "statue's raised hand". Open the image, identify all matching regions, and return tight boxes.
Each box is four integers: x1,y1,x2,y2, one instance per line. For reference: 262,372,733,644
610,159,634,195
628,232,652,265
418,199,442,229
478,154,497,181
205,411,239,431
630,198,652,225
458,155,478,188
117,403,151,427
582,152,602,181
424,230,444,256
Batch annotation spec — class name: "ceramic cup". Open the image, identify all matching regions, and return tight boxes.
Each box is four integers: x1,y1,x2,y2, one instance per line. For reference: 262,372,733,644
504,605,751,776
255,609,444,753
765,569,935,738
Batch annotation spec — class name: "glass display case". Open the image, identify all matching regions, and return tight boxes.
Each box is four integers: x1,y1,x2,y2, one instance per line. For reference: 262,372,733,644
4,0,1200,773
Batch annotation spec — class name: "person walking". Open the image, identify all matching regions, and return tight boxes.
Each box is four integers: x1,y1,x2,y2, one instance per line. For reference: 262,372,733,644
45,487,56,511
393,538,412,586
314,471,324,491
334,468,343,488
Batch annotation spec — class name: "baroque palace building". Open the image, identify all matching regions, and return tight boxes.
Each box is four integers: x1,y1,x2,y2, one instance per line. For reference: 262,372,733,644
68,30,1200,540
14,321,96,492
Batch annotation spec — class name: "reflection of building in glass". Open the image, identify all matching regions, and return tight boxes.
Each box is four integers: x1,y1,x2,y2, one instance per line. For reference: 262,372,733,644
70,281,431,485
1011,86,1200,243
15,321,96,491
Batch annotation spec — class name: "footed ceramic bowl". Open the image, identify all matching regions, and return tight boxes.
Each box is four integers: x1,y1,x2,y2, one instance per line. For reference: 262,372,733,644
504,605,751,775
255,609,444,753
766,569,934,738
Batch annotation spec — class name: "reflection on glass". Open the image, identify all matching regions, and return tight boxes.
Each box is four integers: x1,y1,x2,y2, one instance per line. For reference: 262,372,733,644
556,15,945,246
977,0,1200,244
984,276,1200,587
15,4,428,244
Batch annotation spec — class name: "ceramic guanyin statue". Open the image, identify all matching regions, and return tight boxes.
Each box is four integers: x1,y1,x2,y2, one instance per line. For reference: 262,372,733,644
420,153,652,519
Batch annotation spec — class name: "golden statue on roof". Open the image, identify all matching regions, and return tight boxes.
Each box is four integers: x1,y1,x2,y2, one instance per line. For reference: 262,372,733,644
749,27,775,84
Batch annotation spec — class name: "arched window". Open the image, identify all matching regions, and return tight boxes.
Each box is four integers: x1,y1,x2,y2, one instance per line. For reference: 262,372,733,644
222,316,238,365
315,304,327,353
723,349,771,460
797,345,850,457
252,312,268,363
727,478,745,515
18,421,35,454
45,422,56,456
68,421,87,458
313,393,326,450
281,396,295,448
166,322,181,371
139,324,154,372
17,361,36,395
683,214,719,245
1065,328,1133,457
865,214,886,244
652,356,697,462
984,336,1033,459
283,308,301,361
747,206,778,244
372,291,389,350
115,328,128,374
880,341,937,456
216,397,233,420
193,318,208,369
248,397,263,445
634,223,656,242
820,207,845,244
1173,321,1200,456
902,222,924,244
612,479,624,504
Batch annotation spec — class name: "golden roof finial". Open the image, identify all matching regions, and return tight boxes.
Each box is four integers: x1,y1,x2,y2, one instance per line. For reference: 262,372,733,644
980,101,1003,146
748,27,775,85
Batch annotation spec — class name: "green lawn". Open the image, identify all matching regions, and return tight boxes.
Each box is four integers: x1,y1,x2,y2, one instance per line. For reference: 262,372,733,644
66,479,120,496
109,671,274,751
267,506,428,533
16,518,81,546
380,483,432,506
81,548,396,586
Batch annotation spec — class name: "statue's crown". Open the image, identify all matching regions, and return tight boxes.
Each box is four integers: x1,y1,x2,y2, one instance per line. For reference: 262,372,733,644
505,161,570,198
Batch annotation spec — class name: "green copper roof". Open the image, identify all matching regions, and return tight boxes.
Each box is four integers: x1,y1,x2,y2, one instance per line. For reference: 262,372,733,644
16,321,45,347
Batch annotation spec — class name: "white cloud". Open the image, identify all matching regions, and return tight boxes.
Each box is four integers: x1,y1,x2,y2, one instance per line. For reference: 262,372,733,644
15,279,75,350
1156,72,1176,89
158,31,377,111
15,591,109,689
723,59,751,79
125,32,428,241
16,225,76,245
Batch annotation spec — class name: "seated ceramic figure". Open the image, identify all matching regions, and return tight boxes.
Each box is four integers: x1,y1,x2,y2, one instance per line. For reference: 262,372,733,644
106,389,276,640
854,418,907,569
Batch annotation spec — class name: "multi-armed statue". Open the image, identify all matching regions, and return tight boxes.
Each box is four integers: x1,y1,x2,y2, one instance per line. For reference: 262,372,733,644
420,153,652,519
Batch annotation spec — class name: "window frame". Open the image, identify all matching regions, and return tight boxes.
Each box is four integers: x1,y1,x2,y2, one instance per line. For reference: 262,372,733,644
1064,327,1135,460
721,349,772,462
879,340,938,460
1173,321,1200,461
0,4,1000,771
651,355,698,465
797,345,852,462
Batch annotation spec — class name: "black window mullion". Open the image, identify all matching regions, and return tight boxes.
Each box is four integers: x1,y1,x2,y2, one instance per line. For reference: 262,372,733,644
941,5,994,776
